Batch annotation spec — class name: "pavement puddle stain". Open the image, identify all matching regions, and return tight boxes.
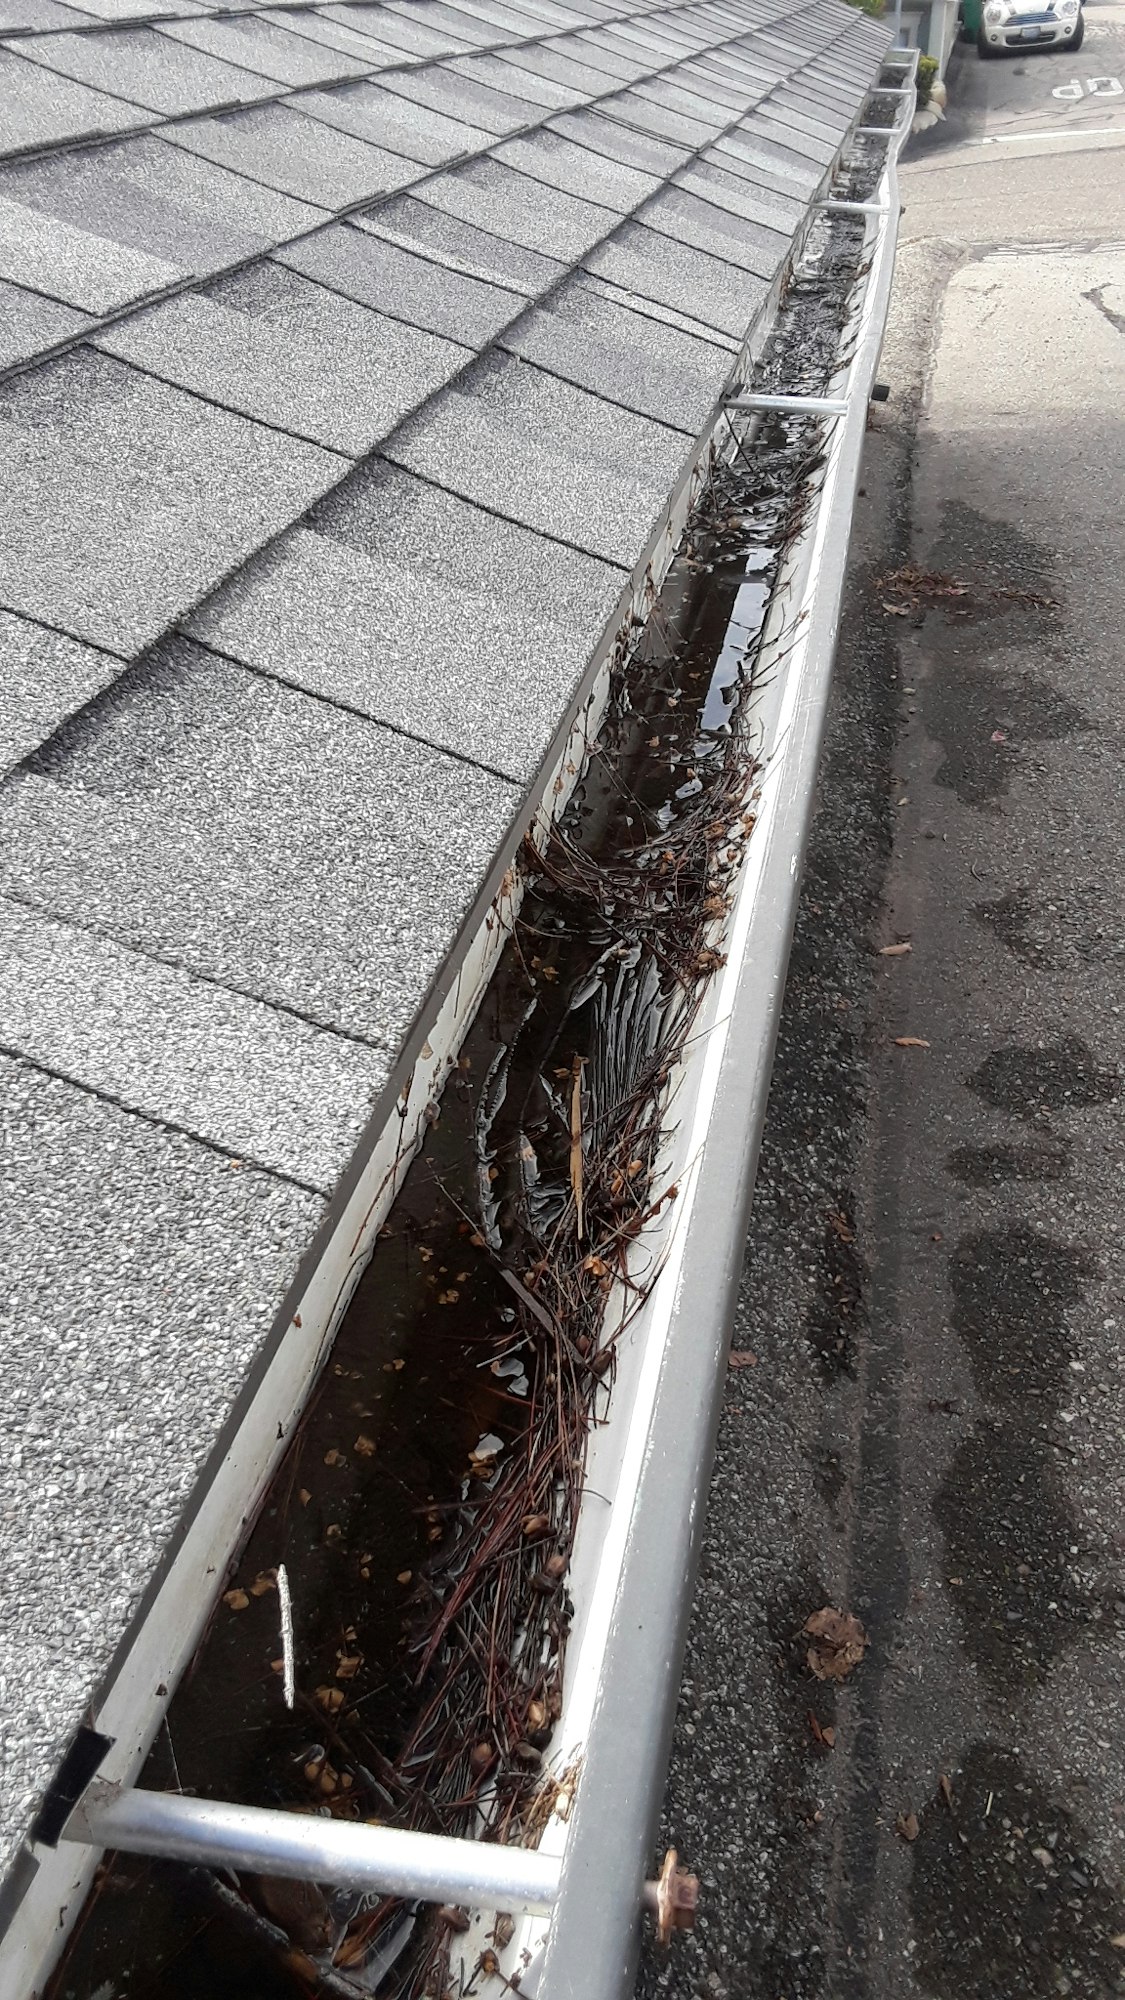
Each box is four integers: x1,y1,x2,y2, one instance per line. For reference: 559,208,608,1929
47,216,873,2000
946,1140,1072,1185
934,1225,1101,1693
909,1744,1125,1999
967,1038,1121,1119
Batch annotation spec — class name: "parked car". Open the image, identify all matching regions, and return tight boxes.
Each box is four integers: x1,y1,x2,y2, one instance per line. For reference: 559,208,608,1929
960,0,1084,54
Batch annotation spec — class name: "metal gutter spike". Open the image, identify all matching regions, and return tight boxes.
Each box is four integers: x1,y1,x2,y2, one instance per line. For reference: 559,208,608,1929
725,393,850,416
820,199,885,215
63,1785,563,1918
60,1785,699,1937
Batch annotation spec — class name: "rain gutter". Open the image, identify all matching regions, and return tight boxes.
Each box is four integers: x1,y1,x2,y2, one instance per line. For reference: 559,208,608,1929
531,56,917,2000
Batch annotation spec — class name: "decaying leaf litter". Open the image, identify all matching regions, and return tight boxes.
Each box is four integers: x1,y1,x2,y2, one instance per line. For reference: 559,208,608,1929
47,205,879,2000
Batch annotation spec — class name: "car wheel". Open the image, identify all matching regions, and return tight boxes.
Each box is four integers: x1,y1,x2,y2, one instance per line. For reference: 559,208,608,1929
1070,12,1084,46
978,29,998,54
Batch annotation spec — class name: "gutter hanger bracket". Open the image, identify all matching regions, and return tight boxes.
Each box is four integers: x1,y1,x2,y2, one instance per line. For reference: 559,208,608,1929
57,1783,698,1937
725,393,850,417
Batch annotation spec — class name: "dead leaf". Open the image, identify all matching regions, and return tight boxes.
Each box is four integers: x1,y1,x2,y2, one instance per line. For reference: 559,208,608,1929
397,1569,412,1585
335,1653,363,1681
354,1434,375,1457
896,1812,920,1842
223,1589,249,1612
298,1488,311,1507
878,942,912,957
316,1685,345,1715
804,1607,868,1682
249,1569,277,1597
728,1350,759,1369
324,1448,342,1467
939,1774,954,1810
882,601,911,616
807,1711,835,1749
893,1036,931,1049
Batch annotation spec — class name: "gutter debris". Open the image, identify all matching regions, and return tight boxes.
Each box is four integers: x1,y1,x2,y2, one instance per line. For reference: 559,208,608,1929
47,179,886,2000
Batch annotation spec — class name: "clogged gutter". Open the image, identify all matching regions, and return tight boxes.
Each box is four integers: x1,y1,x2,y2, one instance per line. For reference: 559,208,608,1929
48,200,876,2000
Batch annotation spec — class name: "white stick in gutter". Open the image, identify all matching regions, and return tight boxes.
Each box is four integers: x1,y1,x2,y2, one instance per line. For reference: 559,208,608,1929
277,1563,295,1710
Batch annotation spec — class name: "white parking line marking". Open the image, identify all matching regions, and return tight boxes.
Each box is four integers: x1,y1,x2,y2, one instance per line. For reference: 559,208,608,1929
978,122,1125,141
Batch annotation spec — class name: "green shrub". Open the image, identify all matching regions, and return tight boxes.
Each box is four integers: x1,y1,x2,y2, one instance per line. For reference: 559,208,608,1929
916,53,939,104
842,0,886,15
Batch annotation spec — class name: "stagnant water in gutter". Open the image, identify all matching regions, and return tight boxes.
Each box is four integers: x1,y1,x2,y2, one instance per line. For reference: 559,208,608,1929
48,201,876,2000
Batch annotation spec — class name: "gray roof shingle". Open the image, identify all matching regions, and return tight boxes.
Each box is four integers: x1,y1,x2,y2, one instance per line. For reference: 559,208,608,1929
548,103,691,175
161,100,421,208
0,347,344,652
295,78,492,163
499,274,731,428
0,897,391,1188
411,155,617,259
383,346,690,564
13,25,278,116
0,134,326,312
0,0,87,27
0,0,890,1911
354,189,566,291
256,6,410,66
0,1054,324,1883
0,641,520,1042
0,276,91,371
639,179,789,274
94,257,471,451
376,57,547,131
493,124,661,209
317,2,474,60
0,44,150,155
159,13,373,86
0,610,123,772
186,460,624,775
583,217,770,337
275,220,523,344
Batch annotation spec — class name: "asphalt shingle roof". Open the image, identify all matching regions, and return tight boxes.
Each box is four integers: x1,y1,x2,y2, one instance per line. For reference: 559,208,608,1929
0,0,890,1906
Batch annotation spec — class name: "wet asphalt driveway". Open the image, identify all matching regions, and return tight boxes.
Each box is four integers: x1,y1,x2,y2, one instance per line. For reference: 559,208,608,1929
640,22,1125,2000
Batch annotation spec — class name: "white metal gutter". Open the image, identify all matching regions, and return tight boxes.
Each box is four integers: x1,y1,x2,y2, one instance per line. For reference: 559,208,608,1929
526,57,918,2000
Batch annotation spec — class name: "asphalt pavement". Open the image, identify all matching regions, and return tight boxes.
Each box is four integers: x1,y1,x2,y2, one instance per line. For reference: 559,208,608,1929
640,21,1125,1999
